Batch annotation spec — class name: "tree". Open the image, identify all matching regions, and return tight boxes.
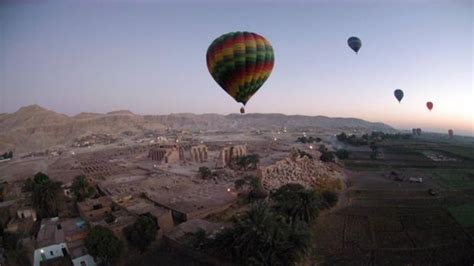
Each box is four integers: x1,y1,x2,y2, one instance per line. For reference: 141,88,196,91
236,154,260,170
234,179,247,191
320,190,338,208
320,151,335,162
272,184,320,223
318,145,327,152
23,178,35,192
248,176,268,199
246,154,260,170
210,202,311,265
30,172,61,218
335,149,350,159
71,175,96,202
33,172,50,184
336,132,348,142
198,166,212,179
85,226,122,266
123,215,157,252
369,141,379,159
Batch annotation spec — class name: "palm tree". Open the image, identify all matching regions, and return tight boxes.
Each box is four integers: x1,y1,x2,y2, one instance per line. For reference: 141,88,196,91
33,179,61,217
249,176,268,199
272,183,320,223
232,202,279,262
71,175,95,202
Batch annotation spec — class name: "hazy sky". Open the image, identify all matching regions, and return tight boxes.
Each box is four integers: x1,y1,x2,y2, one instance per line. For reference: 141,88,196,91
1,0,472,135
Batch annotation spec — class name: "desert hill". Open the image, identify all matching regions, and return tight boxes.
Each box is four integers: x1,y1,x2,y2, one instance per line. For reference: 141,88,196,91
0,105,395,152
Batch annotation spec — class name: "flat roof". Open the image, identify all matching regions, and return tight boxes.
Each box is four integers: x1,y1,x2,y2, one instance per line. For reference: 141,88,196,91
36,218,87,248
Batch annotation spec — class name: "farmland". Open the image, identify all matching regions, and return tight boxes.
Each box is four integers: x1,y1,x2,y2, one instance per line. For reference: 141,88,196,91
311,134,474,265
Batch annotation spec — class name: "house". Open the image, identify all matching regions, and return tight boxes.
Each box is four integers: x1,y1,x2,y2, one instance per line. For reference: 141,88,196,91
77,196,115,223
113,195,174,233
4,205,36,237
78,196,136,239
17,206,37,220
33,217,96,266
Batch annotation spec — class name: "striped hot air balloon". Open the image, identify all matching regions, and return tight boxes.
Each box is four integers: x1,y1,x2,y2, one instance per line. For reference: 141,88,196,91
347,36,362,54
206,32,274,113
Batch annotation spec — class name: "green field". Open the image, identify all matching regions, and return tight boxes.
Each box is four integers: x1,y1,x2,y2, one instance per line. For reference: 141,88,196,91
448,204,474,227
426,169,474,190
434,146,474,161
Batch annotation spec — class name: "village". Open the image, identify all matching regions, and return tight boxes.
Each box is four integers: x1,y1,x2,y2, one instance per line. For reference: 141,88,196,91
0,129,343,266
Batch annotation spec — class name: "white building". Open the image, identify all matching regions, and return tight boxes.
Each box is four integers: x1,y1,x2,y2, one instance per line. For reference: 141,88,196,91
34,217,96,266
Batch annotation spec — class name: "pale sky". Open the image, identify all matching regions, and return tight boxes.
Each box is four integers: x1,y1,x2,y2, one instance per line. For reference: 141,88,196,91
0,0,472,135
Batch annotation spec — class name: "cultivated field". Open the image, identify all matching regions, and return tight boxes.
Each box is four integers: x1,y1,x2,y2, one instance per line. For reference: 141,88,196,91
312,136,474,265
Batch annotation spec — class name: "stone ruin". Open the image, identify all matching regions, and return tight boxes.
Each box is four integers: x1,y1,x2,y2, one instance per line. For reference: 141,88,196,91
258,151,340,191
216,145,247,168
149,144,209,164
179,144,208,163
149,144,180,164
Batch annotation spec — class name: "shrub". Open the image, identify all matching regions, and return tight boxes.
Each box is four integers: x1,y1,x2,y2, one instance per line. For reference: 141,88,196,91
320,190,338,208
198,166,212,179
320,151,335,162
335,149,350,159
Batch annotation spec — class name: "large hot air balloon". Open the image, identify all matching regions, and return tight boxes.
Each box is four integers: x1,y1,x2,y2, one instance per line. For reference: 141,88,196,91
426,102,433,111
206,31,274,113
347,36,362,54
448,129,453,138
394,89,404,103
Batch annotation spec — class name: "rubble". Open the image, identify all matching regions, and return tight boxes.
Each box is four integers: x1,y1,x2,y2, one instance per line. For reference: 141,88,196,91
258,152,340,191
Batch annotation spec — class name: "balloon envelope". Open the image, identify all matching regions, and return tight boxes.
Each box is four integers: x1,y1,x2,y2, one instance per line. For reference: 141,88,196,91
394,89,404,103
347,36,362,54
426,102,433,111
206,31,274,107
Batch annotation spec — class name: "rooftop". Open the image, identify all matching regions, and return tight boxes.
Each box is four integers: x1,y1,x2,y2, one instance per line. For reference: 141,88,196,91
36,218,88,248
40,256,73,266
77,196,113,211
113,195,170,217
166,219,225,242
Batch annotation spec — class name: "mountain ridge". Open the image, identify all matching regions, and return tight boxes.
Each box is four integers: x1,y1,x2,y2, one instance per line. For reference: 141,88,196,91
0,105,396,152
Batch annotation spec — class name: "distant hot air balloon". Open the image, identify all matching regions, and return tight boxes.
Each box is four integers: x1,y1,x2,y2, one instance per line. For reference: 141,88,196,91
426,102,433,111
394,89,404,103
207,31,274,113
347,36,362,54
448,129,453,138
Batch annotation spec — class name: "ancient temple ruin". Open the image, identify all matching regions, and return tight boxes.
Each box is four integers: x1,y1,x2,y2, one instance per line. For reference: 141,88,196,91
148,145,180,164
149,144,208,164
179,144,208,163
216,145,247,168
